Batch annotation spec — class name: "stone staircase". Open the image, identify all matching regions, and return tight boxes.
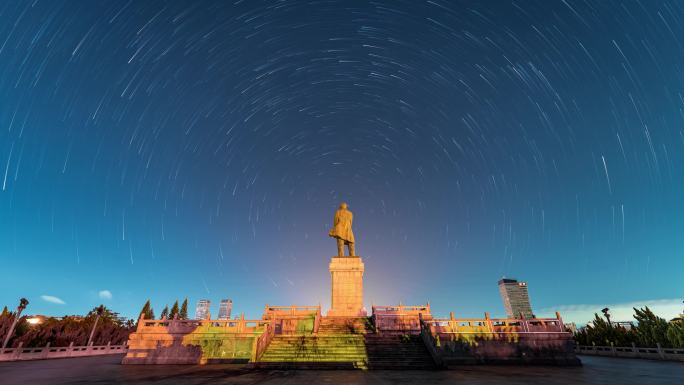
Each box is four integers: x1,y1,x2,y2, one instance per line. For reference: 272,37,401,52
255,334,368,369
364,334,436,369
251,317,436,369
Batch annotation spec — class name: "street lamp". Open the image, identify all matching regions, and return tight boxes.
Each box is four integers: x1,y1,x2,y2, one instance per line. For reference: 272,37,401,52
2,298,29,349
601,307,611,326
87,305,105,346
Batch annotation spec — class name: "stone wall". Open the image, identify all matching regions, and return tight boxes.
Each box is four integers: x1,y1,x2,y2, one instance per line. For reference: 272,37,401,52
122,317,268,364
433,332,580,366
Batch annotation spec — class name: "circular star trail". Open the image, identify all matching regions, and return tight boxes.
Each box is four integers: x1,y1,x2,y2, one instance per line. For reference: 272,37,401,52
1,1,683,320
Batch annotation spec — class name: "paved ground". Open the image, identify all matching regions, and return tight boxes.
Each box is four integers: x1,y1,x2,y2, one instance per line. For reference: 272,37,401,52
1,354,683,385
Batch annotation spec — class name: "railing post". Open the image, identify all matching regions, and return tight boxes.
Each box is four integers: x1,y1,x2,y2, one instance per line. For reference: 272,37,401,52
610,341,616,356
42,342,51,359
13,342,23,360
656,343,665,360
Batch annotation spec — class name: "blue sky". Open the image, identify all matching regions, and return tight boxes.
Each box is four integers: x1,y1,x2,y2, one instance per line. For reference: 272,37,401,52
1,0,683,323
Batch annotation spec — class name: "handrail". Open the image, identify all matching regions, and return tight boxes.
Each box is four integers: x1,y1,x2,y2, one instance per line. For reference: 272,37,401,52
0,342,127,362
313,306,322,334
423,316,566,334
137,317,270,333
372,304,431,315
419,315,444,368
251,322,275,362
575,344,684,362
262,305,321,318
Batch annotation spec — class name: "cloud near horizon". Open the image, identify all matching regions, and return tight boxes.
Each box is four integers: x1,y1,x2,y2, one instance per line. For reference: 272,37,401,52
40,295,66,305
537,298,683,325
98,290,112,300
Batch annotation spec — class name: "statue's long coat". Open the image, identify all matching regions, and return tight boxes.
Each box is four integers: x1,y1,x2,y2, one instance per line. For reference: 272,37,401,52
329,208,355,243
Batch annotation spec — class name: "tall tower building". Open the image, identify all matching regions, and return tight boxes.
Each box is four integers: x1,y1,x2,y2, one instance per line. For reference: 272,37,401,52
498,278,534,318
195,299,211,320
218,299,233,320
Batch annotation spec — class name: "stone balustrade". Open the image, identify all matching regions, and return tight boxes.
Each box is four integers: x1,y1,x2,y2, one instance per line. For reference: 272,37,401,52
576,343,684,362
136,317,270,334
262,305,320,319
0,342,127,362
423,312,566,335
372,303,432,334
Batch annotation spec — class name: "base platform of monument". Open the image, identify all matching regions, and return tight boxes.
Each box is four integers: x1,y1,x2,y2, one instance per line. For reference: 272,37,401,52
250,316,437,370
327,256,367,317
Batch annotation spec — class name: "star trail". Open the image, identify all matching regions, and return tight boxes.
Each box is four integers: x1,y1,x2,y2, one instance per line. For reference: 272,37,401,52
1,1,683,321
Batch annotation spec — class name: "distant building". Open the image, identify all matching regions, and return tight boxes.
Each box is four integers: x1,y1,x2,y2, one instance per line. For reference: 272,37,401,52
614,321,634,330
498,278,534,318
218,299,233,320
195,299,211,320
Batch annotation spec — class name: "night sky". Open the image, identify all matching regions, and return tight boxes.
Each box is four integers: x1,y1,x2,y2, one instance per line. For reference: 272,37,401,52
1,1,683,323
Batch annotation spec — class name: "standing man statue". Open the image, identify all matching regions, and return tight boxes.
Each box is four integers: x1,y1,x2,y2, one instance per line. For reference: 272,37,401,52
329,202,355,256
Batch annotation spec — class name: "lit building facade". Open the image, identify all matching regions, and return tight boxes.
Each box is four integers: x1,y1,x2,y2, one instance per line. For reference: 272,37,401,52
218,299,233,320
195,299,211,320
498,278,534,318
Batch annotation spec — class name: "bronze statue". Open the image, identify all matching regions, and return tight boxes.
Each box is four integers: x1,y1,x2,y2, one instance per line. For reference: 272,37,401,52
329,202,355,256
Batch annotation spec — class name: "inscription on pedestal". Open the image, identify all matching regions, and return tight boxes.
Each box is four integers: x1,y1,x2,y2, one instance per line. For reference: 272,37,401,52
328,256,366,317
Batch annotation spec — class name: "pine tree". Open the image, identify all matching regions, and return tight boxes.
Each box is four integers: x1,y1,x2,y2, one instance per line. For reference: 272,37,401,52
634,306,669,347
160,305,169,320
139,300,154,320
179,298,188,320
1,306,8,317
169,301,180,319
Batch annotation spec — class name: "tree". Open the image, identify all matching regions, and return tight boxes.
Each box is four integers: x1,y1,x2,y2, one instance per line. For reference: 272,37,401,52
180,298,188,320
634,307,669,347
1,306,8,317
169,301,180,319
160,305,169,320
666,319,684,348
139,300,154,320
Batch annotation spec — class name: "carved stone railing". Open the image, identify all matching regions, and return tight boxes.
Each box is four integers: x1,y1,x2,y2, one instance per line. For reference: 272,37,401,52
251,322,275,362
423,312,566,335
372,303,432,333
262,305,321,319
0,342,127,362
419,315,444,368
136,316,270,334
576,343,684,362
372,304,431,316
313,306,322,335
261,305,320,335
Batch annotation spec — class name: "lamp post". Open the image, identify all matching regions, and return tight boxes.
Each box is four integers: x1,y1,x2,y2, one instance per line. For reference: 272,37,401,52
601,307,612,326
87,305,105,346
2,298,29,349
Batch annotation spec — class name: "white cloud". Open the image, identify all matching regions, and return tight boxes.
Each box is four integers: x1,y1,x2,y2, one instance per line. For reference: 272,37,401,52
40,295,66,305
537,298,684,325
98,290,112,300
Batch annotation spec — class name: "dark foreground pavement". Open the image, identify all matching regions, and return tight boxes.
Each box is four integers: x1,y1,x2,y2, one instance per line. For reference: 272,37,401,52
1,354,683,385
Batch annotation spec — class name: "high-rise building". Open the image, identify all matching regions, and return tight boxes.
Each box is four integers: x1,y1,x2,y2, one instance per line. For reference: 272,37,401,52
195,299,211,320
498,278,534,318
218,299,233,320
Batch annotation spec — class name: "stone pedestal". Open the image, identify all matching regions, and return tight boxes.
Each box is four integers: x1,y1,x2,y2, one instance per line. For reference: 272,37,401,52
328,256,366,317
